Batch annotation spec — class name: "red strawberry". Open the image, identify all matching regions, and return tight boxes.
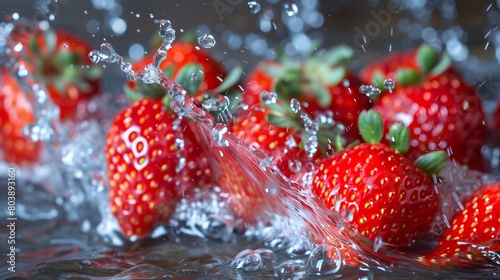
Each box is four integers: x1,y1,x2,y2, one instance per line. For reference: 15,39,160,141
359,45,458,87
0,70,41,165
312,110,446,249
422,182,500,267
241,46,372,141
0,26,102,165
369,45,487,171
125,41,227,100
105,97,209,238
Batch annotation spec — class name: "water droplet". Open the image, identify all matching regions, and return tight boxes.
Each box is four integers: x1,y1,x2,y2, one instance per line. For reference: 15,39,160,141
13,42,23,52
232,249,263,272
17,64,28,77
304,135,318,158
342,79,350,88
63,43,68,48
89,50,101,63
248,1,261,14
261,90,278,104
306,244,342,275
274,261,295,279
359,84,381,97
191,70,203,81
462,100,470,110
359,84,370,94
198,34,216,48
283,3,298,16
80,260,92,266
300,113,319,134
383,79,395,92
287,159,302,173
212,123,229,147
84,10,88,15
290,98,301,113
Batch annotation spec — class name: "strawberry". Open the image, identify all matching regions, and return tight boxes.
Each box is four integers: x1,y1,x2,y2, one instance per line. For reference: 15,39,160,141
312,110,446,250
105,97,210,238
359,46,457,87
125,41,227,100
422,182,500,267
0,26,101,165
241,46,372,141
125,40,241,122
367,45,487,171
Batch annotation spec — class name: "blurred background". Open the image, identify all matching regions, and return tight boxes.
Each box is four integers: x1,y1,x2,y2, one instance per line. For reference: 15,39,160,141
1,0,499,111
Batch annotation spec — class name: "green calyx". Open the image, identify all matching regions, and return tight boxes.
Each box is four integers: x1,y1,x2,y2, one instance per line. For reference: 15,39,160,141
387,123,410,154
414,151,448,177
266,45,354,109
358,110,384,144
372,44,453,90
30,29,102,95
357,109,410,154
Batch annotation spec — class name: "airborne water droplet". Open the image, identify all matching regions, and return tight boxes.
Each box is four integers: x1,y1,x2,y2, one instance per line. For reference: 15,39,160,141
261,90,278,104
88,50,100,63
198,34,216,48
290,98,301,113
191,70,203,81
304,135,318,158
248,1,261,14
383,79,395,92
462,100,470,110
287,159,302,173
283,2,298,16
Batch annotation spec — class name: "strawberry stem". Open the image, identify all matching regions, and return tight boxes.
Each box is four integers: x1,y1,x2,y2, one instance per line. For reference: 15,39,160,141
387,123,410,154
358,109,383,144
414,151,448,177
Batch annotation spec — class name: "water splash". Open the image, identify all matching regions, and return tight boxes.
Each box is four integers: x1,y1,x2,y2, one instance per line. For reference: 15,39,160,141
85,18,500,278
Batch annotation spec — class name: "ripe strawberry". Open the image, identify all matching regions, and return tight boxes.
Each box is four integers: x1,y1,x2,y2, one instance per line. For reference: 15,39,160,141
125,41,227,99
359,45,457,87
368,45,487,171
105,97,210,238
0,70,41,164
422,182,500,267
312,110,446,249
125,40,242,123
241,46,372,141
0,26,102,165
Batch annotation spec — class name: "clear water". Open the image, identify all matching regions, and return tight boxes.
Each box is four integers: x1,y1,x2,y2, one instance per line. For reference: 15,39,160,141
2,1,500,279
